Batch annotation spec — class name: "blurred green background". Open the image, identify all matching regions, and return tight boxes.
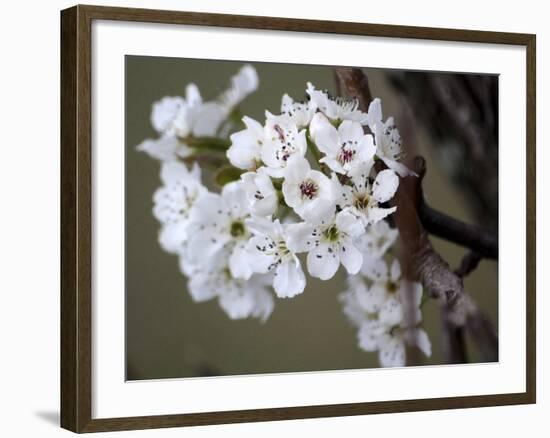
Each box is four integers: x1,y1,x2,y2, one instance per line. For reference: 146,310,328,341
125,56,498,380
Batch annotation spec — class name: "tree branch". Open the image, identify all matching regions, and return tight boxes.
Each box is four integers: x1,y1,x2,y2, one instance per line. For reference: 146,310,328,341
391,157,465,311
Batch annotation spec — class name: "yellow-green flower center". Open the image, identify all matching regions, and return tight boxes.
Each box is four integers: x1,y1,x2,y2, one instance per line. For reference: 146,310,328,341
324,225,340,242
230,221,245,237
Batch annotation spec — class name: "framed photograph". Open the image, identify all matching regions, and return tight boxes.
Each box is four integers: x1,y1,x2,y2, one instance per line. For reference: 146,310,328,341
60,4,536,433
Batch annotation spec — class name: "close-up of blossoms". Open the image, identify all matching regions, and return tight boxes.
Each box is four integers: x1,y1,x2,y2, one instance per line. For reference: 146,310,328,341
137,64,434,368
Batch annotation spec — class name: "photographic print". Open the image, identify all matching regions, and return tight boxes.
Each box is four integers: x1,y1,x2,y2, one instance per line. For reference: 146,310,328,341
126,57,499,380
61,6,535,432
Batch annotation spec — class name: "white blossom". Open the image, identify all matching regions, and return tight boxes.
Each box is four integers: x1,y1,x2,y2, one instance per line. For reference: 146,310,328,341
241,167,278,217
187,181,253,280
358,323,431,367
136,135,193,162
359,258,422,326
366,98,413,177
150,94,186,135
187,252,274,322
219,64,259,112
282,154,335,223
218,274,275,323
227,116,264,170
341,257,431,367
278,93,317,128
309,113,376,177
152,161,206,253
246,216,306,298
261,113,307,177
287,210,364,280
139,66,260,163
354,220,399,260
151,83,224,138
181,102,227,138
334,162,399,226
306,82,369,123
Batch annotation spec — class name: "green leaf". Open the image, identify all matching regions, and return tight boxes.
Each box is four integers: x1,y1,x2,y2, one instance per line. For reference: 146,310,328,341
215,165,244,186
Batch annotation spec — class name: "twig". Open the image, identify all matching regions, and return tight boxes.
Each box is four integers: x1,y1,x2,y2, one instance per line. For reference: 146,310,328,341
419,205,498,259
455,251,483,278
386,72,499,229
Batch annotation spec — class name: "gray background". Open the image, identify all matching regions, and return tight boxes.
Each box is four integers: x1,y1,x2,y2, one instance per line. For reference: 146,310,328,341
125,56,498,380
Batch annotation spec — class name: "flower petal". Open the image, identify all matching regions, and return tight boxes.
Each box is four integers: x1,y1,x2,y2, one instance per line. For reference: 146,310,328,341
151,96,185,133
372,169,399,203
249,285,275,323
241,169,278,216
228,124,262,170
358,320,385,352
335,209,365,237
273,258,306,298
381,157,415,178
307,243,339,280
185,83,202,106
379,297,404,327
309,113,340,156
357,281,388,313
367,206,397,225
160,160,198,185
283,154,311,181
366,98,383,132
218,288,255,320
158,223,188,254
245,235,275,274
390,259,401,282
338,120,365,143
286,222,317,253
221,181,250,219
136,135,186,161
339,239,362,275
229,241,254,280
245,216,278,236
411,328,432,357
191,102,226,137
187,272,219,302
361,256,388,281
187,230,230,263
378,335,406,367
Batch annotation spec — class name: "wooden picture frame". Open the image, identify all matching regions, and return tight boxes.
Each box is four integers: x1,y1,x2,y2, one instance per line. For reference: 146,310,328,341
61,4,536,433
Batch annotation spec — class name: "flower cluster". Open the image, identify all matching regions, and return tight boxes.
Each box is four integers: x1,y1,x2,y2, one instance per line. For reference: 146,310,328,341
137,65,259,161
339,221,432,367
138,64,430,367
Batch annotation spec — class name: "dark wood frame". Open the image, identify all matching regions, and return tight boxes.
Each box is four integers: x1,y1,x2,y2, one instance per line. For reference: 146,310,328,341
61,4,536,433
